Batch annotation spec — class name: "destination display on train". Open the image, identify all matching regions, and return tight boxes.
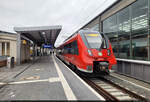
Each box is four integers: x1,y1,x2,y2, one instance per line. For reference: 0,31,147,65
85,34,99,37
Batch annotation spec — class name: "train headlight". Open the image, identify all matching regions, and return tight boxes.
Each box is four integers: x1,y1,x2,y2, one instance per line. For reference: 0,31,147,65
107,50,111,56
98,52,102,56
88,50,93,56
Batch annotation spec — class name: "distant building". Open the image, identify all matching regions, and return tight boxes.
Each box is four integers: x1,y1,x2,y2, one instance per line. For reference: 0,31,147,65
0,31,17,62
0,31,30,65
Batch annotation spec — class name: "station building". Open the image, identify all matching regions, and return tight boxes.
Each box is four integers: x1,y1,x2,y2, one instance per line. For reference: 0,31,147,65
0,31,16,57
81,0,150,83
0,31,31,67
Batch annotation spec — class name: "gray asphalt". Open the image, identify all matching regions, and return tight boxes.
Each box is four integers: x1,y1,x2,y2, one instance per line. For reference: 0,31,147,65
0,55,103,100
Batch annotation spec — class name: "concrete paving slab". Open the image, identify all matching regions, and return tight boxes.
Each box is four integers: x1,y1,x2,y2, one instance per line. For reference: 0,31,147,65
0,82,67,100
13,56,58,81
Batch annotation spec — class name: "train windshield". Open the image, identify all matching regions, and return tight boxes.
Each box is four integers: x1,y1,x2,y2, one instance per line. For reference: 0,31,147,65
84,33,103,49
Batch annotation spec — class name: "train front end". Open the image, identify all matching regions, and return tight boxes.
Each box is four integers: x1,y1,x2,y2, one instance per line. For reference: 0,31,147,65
80,30,117,75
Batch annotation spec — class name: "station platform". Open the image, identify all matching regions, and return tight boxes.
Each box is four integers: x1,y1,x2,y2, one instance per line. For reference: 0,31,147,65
0,54,105,100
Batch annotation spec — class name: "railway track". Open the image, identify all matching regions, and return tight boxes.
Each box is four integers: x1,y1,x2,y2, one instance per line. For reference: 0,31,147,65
82,76,147,101
57,56,147,101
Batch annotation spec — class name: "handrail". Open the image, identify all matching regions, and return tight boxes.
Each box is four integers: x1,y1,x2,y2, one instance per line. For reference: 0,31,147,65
116,58,150,65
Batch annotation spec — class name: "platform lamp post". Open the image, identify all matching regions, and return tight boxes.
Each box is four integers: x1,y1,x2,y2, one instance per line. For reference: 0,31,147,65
33,43,36,61
17,33,21,65
0,43,2,56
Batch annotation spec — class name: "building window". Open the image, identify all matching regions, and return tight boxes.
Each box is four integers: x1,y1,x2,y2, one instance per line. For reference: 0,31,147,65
7,42,10,56
118,6,131,59
1,42,10,56
2,42,5,56
131,0,148,60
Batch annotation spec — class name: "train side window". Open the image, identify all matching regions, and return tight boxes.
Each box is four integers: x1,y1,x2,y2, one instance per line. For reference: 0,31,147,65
70,42,74,54
68,43,71,54
63,41,78,55
73,40,79,55
67,44,70,54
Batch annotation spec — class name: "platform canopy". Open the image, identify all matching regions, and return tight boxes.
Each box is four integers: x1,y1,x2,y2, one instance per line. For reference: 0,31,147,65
14,25,62,46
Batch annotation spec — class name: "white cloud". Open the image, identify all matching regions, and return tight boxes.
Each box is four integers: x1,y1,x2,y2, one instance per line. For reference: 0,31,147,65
0,0,117,46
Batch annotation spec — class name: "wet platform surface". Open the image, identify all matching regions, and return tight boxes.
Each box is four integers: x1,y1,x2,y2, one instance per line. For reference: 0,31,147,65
0,55,104,101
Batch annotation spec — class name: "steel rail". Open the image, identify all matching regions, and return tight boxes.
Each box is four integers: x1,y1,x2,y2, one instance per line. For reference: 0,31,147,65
101,77,147,101
82,77,119,101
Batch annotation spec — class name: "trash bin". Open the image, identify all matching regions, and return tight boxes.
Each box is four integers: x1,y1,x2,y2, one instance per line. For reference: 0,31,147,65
7,57,14,68
11,57,14,68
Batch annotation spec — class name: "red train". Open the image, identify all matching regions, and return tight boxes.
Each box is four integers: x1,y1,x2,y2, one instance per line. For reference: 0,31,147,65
56,29,116,75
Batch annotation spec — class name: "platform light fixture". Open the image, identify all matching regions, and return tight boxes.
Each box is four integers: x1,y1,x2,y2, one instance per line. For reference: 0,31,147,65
42,32,46,35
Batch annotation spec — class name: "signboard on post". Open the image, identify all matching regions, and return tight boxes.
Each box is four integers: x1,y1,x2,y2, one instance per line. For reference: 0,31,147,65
22,40,27,45
43,44,52,48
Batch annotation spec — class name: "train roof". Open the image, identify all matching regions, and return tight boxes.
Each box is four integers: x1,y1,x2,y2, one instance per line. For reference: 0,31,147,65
78,29,100,34
64,29,100,42
57,29,101,48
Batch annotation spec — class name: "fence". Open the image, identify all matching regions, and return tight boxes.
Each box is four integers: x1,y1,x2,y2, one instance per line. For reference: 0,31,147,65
115,58,150,83
0,56,8,67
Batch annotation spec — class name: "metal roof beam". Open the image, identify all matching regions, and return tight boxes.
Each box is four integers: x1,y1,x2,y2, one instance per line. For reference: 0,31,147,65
22,33,36,43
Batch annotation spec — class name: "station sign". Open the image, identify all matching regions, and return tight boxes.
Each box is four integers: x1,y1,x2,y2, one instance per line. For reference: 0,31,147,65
43,44,52,48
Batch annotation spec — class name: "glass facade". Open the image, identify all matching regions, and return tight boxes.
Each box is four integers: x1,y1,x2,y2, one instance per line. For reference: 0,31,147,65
118,7,131,59
102,0,150,61
131,0,148,60
103,14,118,57
91,24,99,31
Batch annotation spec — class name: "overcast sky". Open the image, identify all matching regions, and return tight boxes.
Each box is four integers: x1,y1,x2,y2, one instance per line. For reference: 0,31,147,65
0,0,117,46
